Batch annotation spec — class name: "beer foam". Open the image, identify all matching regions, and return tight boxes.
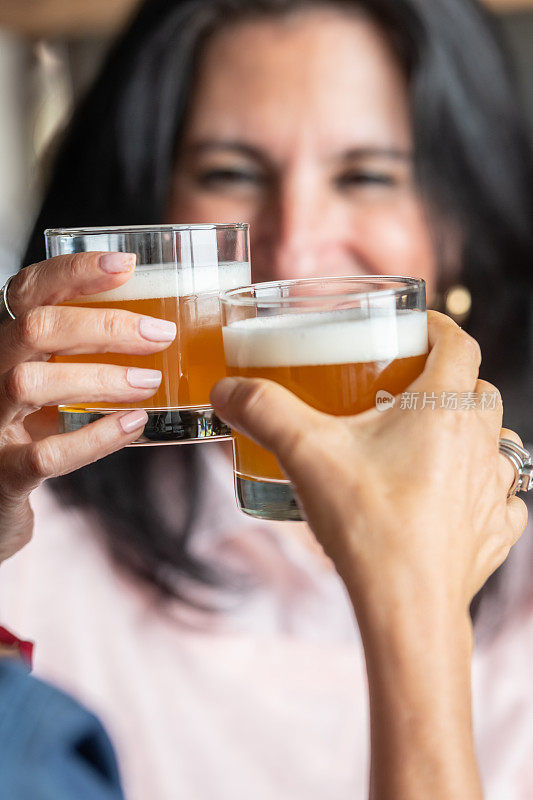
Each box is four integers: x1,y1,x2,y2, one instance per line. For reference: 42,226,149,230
223,309,428,367
71,261,251,303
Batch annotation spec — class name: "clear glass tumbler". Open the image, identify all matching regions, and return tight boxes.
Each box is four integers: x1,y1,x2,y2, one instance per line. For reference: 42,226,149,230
221,276,428,520
46,224,250,444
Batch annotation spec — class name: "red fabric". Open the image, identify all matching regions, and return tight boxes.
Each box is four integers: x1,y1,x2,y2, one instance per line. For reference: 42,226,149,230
0,626,33,669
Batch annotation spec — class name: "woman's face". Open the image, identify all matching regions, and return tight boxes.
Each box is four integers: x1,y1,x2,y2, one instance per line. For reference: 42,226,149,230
167,8,438,298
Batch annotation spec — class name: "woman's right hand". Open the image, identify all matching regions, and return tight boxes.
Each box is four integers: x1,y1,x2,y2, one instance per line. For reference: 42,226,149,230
211,312,528,799
212,311,527,617
0,252,176,563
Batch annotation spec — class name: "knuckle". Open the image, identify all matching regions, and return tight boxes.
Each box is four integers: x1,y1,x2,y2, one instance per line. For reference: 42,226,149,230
25,440,56,481
94,365,114,394
438,327,463,359
83,423,107,454
101,309,127,342
501,427,523,448
7,267,37,315
454,405,476,429
511,499,529,538
68,252,93,281
16,307,54,348
432,403,461,433
492,541,512,571
239,380,269,414
489,386,503,409
459,330,482,366
3,363,35,405
480,379,499,397
227,379,270,419
520,503,529,533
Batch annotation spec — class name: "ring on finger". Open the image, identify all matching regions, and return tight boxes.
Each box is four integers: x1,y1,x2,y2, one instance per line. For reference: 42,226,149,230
0,276,16,325
499,438,533,497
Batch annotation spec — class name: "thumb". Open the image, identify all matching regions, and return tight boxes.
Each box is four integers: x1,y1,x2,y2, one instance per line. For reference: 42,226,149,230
210,377,325,478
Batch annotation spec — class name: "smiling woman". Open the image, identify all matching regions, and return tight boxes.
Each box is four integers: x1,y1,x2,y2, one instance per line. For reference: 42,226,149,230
168,6,436,290
7,0,533,798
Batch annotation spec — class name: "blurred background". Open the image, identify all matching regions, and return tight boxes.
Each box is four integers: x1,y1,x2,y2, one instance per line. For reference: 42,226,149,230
0,0,531,436
0,0,137,277
0,0,532,278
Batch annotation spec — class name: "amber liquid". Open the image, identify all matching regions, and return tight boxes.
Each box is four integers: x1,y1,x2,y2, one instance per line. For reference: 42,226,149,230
228,353,427,481
55,293,226,412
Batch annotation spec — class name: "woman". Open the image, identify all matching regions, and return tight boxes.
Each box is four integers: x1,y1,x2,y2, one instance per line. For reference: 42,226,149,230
0,0,532,798
0,312,527,799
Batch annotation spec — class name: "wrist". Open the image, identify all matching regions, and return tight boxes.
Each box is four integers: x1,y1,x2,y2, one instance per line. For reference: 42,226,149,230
354,580,480,800
339,552,472,650
343,558,475,721
358,589,474,700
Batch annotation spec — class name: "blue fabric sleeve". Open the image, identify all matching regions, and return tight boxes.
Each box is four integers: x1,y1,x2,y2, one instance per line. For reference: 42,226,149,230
0,660,125,800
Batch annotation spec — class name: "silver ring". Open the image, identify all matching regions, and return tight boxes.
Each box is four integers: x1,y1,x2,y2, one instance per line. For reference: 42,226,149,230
499,438,533,496
0,275,16,324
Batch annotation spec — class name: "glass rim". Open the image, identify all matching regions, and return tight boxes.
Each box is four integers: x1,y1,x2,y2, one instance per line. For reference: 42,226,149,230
44,223,249,237
220,275,425,307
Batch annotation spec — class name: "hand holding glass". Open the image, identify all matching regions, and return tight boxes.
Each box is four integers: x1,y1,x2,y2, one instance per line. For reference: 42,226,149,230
46,224,250,444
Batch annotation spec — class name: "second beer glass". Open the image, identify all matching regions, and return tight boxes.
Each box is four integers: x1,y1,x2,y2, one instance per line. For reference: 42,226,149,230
46,224,250,444
221,276,428,521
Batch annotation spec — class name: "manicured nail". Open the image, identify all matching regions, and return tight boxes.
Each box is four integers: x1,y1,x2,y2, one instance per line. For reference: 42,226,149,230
100,253,136,273
119,409,148,433
139,317,177,342
126,368,162,389
210,378,239,410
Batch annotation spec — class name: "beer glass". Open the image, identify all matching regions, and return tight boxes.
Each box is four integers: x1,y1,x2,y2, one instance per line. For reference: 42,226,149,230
221,276,428,521
46,224,250,444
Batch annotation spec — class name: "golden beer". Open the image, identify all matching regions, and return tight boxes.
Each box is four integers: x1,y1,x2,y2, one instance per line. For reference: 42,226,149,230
55,261,250,423
223,309,428,483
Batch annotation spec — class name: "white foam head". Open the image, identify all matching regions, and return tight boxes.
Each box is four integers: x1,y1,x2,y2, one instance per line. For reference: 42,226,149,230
223,309,428,367
73,261,251,303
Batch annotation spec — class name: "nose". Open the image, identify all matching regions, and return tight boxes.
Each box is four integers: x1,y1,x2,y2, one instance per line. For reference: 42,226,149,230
252,175,354,284
273,189,331,281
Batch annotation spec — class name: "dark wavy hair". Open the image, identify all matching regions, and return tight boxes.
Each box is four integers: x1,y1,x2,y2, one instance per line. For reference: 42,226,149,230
23,0,533,609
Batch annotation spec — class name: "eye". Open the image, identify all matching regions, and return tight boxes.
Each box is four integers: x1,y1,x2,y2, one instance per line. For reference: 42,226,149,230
196,168,264,188
335,170,396,190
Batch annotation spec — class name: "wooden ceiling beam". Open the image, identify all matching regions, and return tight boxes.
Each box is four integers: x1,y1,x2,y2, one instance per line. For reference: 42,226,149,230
486,0,533,9
0,0,140,38
0,0,531,40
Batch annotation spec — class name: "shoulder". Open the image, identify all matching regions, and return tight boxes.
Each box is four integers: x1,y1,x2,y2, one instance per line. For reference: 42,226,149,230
0,660,124,799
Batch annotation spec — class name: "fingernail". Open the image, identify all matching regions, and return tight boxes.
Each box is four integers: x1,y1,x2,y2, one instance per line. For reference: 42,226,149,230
119,409,148,434
210,378,239,410
126,368,162,389
100,253,136,273
139,317,177,342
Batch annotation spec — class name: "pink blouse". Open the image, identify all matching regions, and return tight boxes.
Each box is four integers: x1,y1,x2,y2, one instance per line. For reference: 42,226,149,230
0,444,531,800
